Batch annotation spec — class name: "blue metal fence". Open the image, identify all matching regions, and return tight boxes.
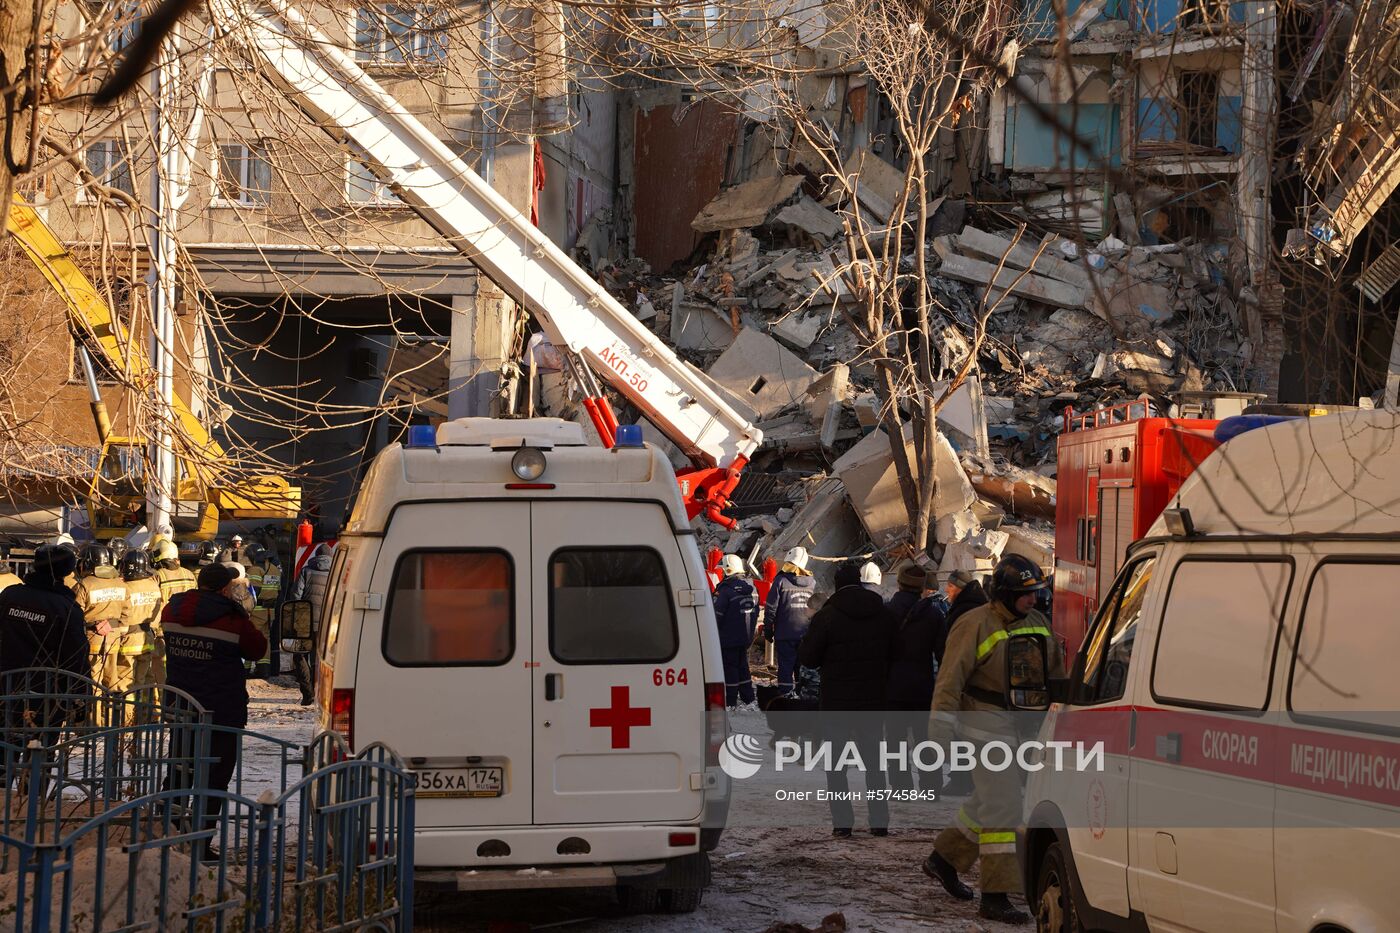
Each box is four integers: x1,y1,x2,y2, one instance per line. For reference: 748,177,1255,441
0,670,415,932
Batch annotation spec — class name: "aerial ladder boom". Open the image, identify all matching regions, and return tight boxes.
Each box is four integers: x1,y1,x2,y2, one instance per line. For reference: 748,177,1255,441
209,0,762,526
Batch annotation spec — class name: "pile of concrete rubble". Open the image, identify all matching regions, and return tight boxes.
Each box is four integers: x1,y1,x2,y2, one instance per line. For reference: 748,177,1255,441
559,174,1252,585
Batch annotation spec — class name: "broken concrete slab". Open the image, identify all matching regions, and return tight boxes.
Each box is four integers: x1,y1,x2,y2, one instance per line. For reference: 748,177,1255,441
737,248,800,289
932,375,991,459
691,175,804,233
670,301,737,351
956,225,1092,290
1107,349,1174,376
1000,523,1054,570
933,239,1086,309
833,426,976,549
771,311,823,351
805,363,849,418
772,196,844,244
769,477,863,592
707,327,820,419
1090,277,1176,325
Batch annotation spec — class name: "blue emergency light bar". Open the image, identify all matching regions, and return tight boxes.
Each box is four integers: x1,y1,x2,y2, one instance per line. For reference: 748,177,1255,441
405,425,438,449
613,424,645,448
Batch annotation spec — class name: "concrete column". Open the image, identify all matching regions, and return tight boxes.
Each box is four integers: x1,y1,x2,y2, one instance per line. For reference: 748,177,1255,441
1238,0,1282,399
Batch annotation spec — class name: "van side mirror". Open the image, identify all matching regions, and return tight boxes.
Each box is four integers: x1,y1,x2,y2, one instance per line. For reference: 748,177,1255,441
281,599,315,654
1007,634,1051,711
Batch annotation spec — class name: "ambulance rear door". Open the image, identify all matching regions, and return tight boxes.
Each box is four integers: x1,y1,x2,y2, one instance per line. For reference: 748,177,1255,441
531,500,707,825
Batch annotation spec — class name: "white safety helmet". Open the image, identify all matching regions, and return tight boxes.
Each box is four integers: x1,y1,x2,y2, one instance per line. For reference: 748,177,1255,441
225,561,246,579
153,539,179,563
719,554,745,577
783,546,809,571
860,562,882,585
231,534,244,544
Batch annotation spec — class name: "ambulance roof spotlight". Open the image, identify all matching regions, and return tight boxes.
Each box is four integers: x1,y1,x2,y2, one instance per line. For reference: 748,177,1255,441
405,425,438,449
1161,507,1196,537
511,446,547,481
613,424,644,449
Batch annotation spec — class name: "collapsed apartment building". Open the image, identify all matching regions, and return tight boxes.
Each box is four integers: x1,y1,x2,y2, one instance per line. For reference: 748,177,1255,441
520,0,1400,578
8,0,1398,574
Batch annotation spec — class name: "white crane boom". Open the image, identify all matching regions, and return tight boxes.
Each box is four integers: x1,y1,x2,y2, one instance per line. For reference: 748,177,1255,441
208,0,761,523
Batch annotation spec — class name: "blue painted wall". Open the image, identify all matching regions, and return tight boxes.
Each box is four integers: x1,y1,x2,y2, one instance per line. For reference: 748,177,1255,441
1024,0,1124,39
1006,102,1122,171
1132,0,1246,33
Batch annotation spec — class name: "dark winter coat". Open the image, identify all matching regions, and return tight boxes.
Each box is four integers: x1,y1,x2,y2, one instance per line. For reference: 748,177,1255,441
764,572,815,642
162,589,268,727
946,580,989,631
0,576,89,679
885,593,951,708
712,576,759,648
798,585,897,710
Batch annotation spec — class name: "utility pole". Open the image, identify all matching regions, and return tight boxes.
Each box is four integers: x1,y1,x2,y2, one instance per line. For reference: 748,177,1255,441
147,26,210,536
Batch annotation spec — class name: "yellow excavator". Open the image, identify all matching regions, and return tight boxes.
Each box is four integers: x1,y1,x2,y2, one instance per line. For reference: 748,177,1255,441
6,196,299,540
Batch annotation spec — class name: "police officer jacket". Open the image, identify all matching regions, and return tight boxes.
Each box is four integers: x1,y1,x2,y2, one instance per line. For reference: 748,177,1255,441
74,569,128,631
712,575,759,648
161,589,268,727
929,601,1065,737
0,575,89,676
763,571,815,642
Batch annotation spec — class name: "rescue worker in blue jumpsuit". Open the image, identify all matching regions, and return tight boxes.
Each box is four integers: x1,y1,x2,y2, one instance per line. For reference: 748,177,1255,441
763,546,815,696
712,554,759,708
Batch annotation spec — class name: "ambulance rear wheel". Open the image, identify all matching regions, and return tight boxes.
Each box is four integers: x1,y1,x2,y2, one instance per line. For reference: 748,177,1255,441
617,885,659,914
660,885,702,913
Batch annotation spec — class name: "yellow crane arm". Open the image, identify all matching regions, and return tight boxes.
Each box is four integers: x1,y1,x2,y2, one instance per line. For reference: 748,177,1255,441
5,196,298,528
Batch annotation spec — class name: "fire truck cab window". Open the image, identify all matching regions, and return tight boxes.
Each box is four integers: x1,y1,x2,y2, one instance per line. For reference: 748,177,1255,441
1078,554,1155,704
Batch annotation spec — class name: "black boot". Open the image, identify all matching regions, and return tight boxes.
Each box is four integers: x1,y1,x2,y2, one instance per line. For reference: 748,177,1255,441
978,893,1031,925
921,852,974,901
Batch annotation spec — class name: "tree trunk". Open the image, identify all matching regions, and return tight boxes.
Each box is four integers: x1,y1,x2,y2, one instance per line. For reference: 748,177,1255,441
0,0,36,215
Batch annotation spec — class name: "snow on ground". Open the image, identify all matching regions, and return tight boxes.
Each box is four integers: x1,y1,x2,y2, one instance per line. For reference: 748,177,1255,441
415,821,1024,932
244,683,1027,932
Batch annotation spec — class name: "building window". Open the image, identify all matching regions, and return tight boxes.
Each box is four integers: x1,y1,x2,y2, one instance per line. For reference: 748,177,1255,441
1179,71,1220,148
86,0,141,52
346,158,401,206
84,140,134,198
354,5,448,64
215,144,272,206
650,3,719,27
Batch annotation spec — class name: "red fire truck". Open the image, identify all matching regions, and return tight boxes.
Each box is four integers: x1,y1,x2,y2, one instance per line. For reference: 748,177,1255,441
1052,399,1221,654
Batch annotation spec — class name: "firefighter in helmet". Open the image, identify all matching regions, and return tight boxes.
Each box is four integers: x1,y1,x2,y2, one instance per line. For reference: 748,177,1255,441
243,544,277,680
117,549,162,721
921,554,1064,926
73,544,128,714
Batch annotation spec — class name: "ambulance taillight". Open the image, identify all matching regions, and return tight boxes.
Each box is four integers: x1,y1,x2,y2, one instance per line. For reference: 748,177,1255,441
331,688,355,750
705,682,725,766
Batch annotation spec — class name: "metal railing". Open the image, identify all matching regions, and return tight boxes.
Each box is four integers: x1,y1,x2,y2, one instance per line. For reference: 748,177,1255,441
0,670,415,932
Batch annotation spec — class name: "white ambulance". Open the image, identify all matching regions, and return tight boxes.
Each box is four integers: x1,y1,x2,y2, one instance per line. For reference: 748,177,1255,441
310,418,729,911
1020,409,1400,933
